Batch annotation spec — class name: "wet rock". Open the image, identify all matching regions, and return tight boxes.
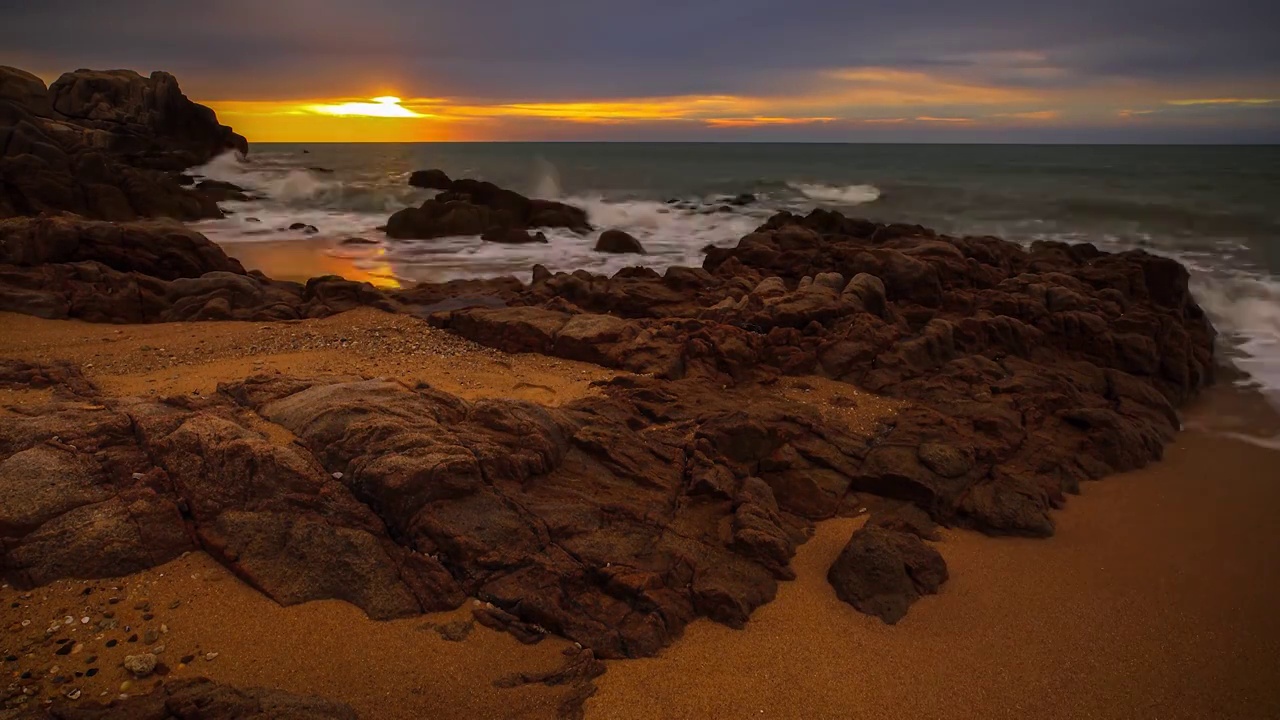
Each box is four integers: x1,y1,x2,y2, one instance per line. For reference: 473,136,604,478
828,526,948,624
408,168,452,190
594,229,646,254
1,66,244,222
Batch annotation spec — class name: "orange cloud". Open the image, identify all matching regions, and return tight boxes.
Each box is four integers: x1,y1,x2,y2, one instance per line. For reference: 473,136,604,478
704,116,835,128
914,116,973,123
990,110,1062,120
820,67,1038,106
1165,97,1278,106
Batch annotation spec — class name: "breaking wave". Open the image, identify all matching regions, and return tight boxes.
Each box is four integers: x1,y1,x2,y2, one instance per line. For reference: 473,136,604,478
787,182,881,205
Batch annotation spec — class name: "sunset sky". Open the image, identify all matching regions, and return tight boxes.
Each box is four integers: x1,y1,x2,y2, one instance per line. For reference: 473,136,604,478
3,0,1278,142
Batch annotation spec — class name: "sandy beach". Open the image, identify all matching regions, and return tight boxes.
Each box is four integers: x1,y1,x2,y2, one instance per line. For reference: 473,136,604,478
3,309,1278,719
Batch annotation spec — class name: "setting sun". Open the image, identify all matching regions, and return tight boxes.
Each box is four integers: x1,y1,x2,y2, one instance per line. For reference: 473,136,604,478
304,95,426,118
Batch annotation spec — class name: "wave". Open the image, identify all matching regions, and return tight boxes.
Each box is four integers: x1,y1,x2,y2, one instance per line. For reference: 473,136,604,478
1193,272,1280,409
787,182,881,206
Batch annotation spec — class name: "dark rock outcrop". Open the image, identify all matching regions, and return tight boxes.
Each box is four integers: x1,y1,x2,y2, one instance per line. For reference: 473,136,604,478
0,217,397,323
0,65,245,221
0,207,1217,636
827,525,948,623
13,677,357,719
594,229,646,254
385,177,591,240
430,209,1215,540
408,168,452,190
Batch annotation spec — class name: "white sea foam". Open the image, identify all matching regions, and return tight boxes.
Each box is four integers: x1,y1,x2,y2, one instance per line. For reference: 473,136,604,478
1193,272,1280,409
787,182,881,205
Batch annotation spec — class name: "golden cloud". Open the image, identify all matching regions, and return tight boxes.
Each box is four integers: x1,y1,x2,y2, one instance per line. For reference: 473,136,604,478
1165,98,1278,106
704,116,835,128
990,110,1062,120
820,67,1038,106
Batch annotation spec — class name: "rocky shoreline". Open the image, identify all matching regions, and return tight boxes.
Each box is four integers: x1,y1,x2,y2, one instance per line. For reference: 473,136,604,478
0,66,1218,718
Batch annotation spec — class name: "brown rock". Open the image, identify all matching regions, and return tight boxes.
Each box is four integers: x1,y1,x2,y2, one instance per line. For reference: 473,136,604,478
594,229,646,254
408,168,451,190
827,525,948,624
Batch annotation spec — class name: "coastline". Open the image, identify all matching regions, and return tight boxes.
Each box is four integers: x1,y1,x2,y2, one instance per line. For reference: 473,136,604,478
588,383,1280,720
4,310,1278,719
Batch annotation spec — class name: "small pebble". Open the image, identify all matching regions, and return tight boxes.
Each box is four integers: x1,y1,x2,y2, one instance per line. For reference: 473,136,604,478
152,644,165,654
168,600,181,610
142,613,154,621
86,668,98,677
80,617,89,624
66,688,81,700
144,629,159,644
85,655,97,664
204,652,218,661
180,654,195,664
105,639,118,648
127,634,138,643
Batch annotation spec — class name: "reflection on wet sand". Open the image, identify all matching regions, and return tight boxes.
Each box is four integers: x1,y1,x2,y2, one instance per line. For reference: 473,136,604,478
218,239,402,289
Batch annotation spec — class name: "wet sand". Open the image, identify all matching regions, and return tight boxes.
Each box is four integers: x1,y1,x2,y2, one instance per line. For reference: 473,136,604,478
590,389,1280,720
4,309,1280,719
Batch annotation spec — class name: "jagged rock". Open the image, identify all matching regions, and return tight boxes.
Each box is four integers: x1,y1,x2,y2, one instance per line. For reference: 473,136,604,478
827,525,948,623
384,177,591,240
594,229,646,254
0,65,245,221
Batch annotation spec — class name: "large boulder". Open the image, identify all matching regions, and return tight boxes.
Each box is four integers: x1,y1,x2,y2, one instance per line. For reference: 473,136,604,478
408,168,451,189
595,229,646,254
47,68,247,169
827,525,948,624
384,177,591,240
0,65,244,221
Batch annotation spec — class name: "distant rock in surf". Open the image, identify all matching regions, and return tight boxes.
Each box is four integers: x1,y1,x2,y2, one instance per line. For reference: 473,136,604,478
386,176,591,240
408,168,452,190
594,229,646,254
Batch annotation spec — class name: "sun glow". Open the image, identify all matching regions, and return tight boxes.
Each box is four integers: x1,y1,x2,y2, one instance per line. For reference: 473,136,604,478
304,96,428,118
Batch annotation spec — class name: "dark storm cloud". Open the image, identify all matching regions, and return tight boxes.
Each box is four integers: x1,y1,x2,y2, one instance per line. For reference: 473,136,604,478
2,0,1277,140
3,0,1277,97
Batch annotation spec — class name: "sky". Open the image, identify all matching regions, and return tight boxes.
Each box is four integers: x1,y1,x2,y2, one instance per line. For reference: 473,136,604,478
2,0,1278,142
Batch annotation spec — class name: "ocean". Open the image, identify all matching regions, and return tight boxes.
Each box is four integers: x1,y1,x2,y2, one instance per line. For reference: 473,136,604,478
188,142,1280,407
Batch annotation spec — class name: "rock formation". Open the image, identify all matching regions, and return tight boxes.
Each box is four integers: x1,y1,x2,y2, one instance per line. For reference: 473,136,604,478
0,201,1217,637
595,229,646,254
827,525,948,623
0,69,1220,649
0,66,245,221
386,177,591,240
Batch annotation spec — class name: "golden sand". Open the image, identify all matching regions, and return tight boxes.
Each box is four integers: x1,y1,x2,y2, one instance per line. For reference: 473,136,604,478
589,393,1280,719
